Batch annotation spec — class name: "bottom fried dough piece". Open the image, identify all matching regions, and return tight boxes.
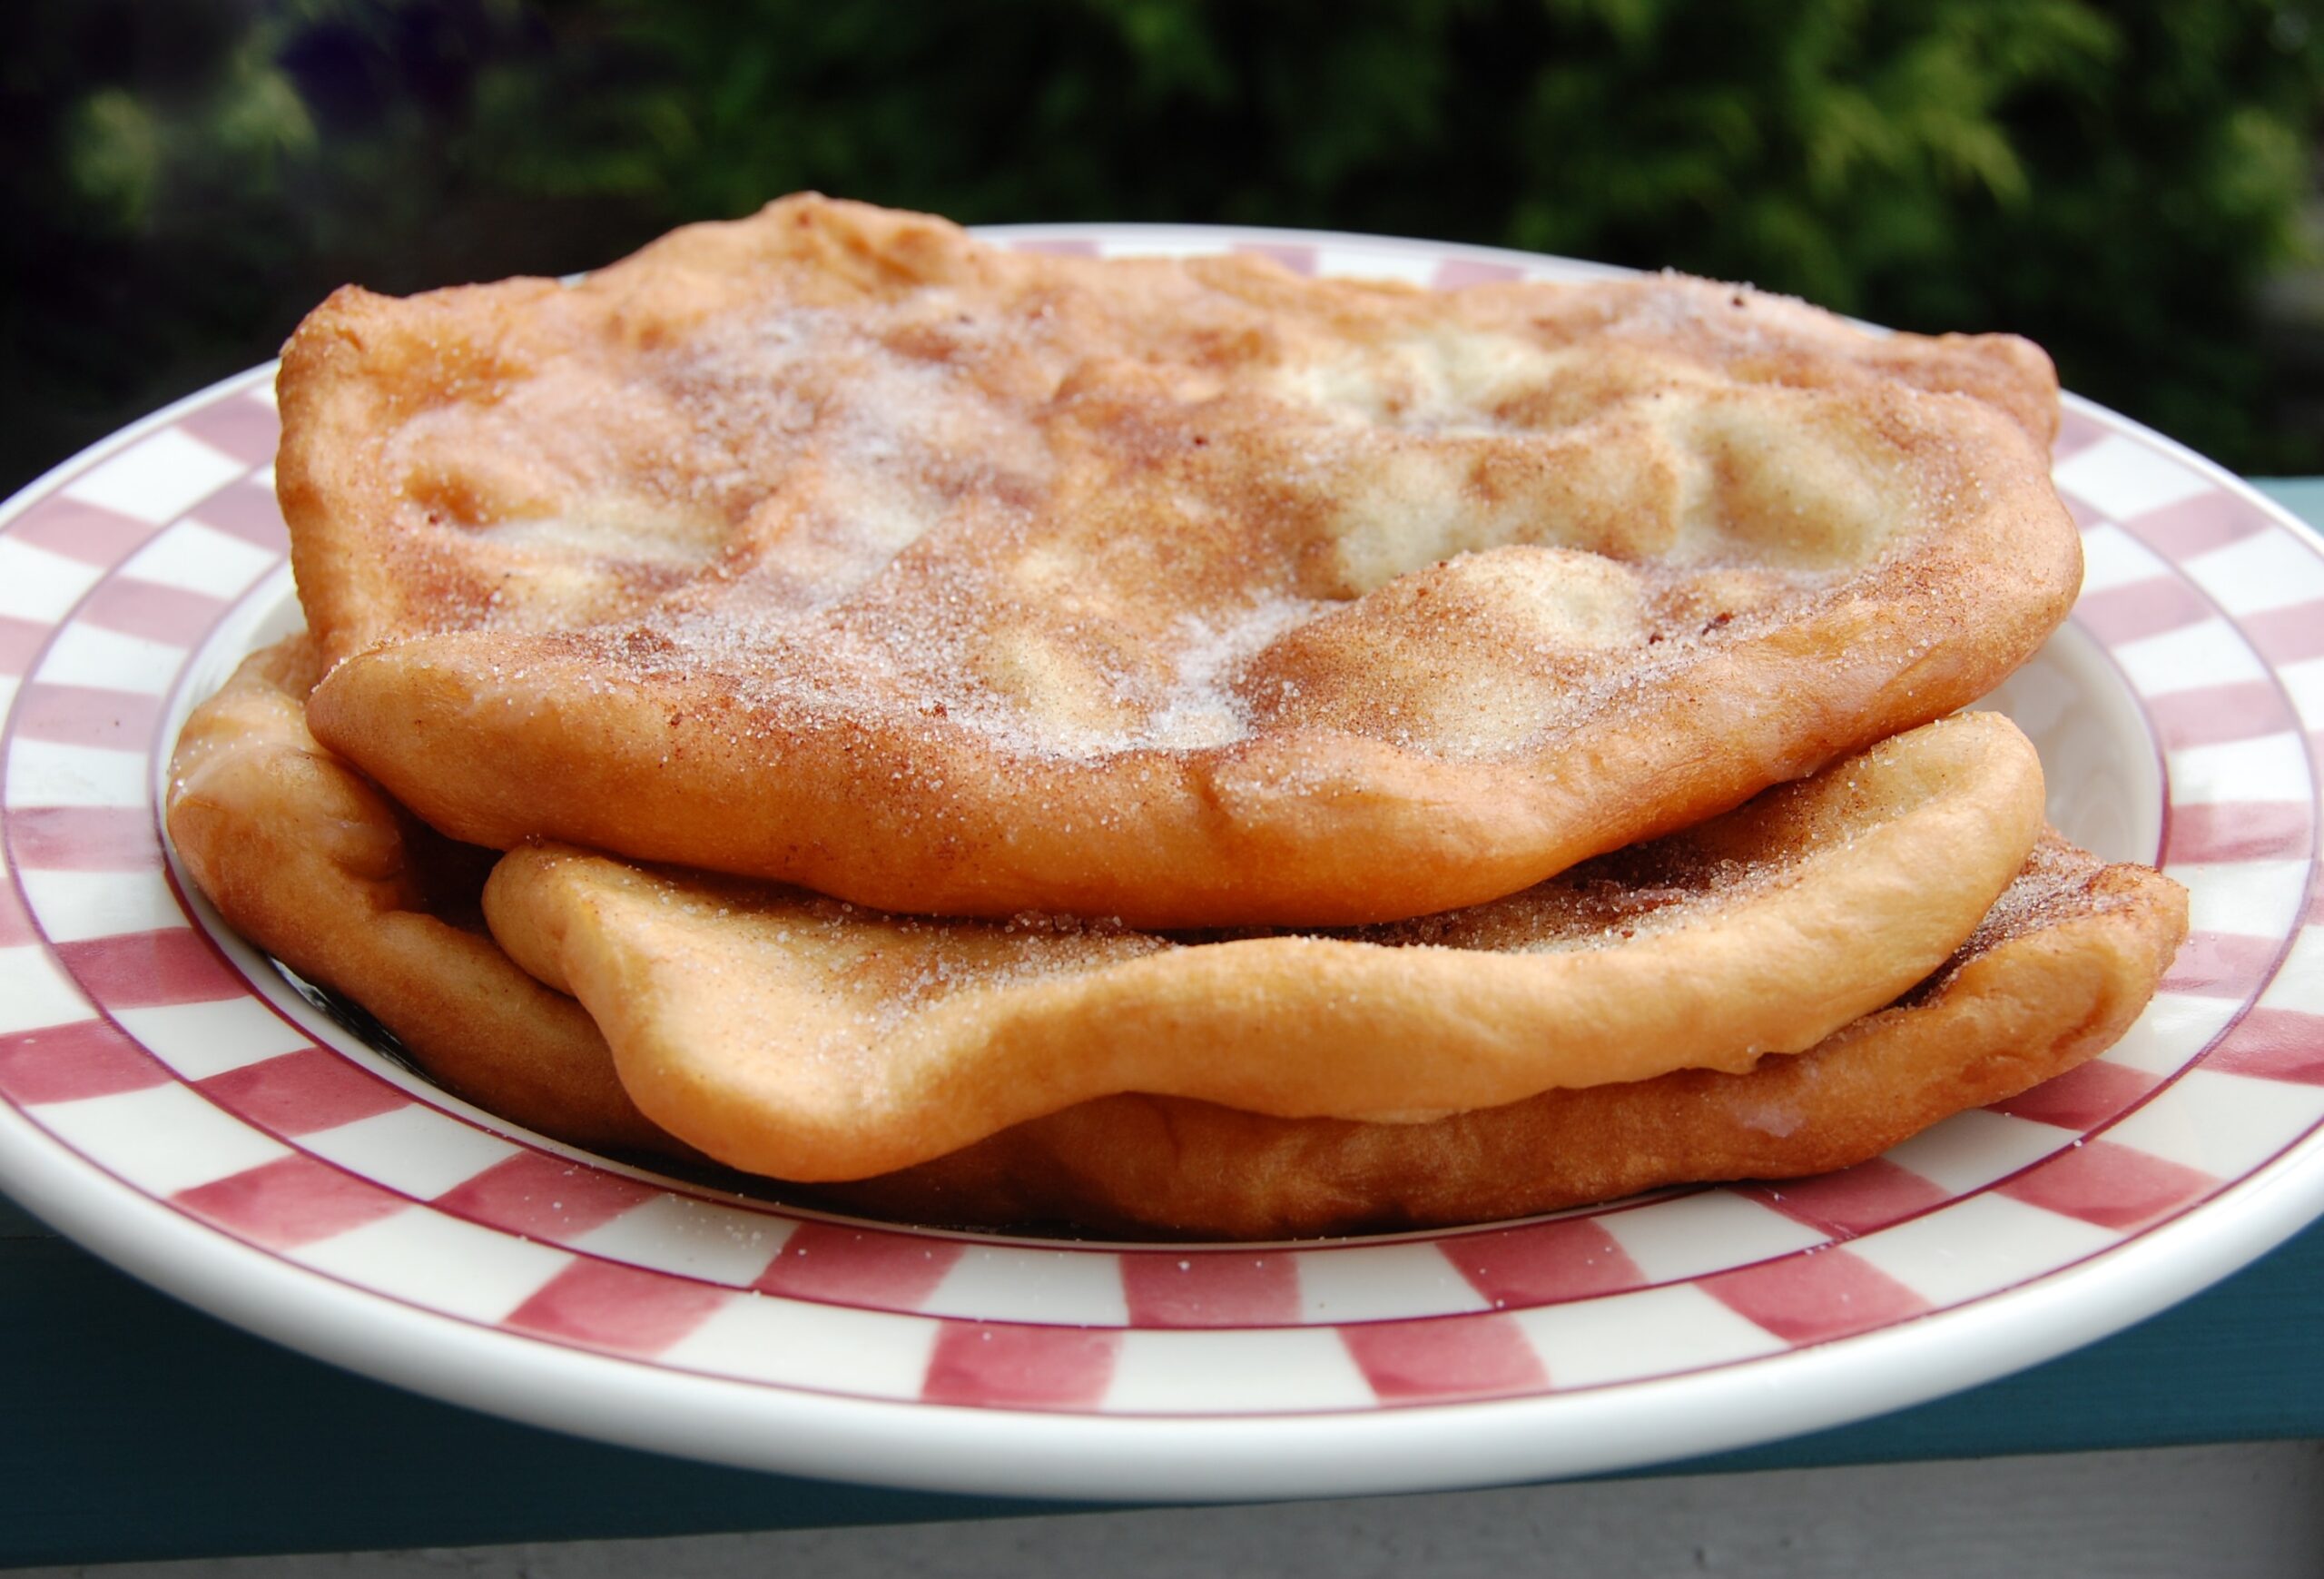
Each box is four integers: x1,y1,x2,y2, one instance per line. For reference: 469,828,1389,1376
164,638,681,1158
483,712,2044,1181
824,836,2186,1237
165,638,2184,1239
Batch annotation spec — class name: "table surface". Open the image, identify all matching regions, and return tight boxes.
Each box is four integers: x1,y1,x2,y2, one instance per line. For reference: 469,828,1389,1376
2,485,2319,1572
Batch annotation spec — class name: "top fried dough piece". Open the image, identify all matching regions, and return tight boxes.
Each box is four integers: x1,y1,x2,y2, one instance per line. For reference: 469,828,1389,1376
285,194,2079,926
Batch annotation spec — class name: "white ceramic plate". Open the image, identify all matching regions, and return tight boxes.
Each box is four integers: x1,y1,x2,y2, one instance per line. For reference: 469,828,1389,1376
1,225,2319,1502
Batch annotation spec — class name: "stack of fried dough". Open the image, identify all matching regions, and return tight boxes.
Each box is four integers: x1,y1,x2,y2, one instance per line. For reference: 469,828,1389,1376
168,196,2187,1239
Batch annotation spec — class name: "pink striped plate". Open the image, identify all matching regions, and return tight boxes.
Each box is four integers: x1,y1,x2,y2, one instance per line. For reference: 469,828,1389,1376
1,224,2319,1500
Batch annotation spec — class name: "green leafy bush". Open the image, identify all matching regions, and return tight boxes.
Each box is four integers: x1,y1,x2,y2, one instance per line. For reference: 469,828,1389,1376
10,0,2322,489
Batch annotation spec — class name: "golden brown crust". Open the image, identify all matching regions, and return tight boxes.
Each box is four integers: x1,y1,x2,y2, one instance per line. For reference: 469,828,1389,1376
284,194,2079,926
164,639,677,1156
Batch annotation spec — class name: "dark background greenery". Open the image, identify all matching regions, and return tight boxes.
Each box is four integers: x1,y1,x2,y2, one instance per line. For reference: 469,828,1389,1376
13,0,2324,495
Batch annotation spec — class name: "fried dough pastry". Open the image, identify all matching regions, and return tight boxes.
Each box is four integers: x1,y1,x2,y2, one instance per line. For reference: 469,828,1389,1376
481,713,2044,1181
830,835,2188,1237
283,194,2080,924
164,638,677,1157
162,643,2182,1239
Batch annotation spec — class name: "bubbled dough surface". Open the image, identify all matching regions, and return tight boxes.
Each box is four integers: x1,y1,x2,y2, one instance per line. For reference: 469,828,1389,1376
283,195,2081,925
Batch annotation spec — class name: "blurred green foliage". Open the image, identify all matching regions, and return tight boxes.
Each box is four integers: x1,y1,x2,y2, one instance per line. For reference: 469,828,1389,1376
11,0,2324,490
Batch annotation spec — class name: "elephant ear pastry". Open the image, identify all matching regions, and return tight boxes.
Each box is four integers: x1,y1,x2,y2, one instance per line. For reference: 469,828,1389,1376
825,834,2190,1239
280,193,2079,926
478,713,2045,1182
165,646,2183,1239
